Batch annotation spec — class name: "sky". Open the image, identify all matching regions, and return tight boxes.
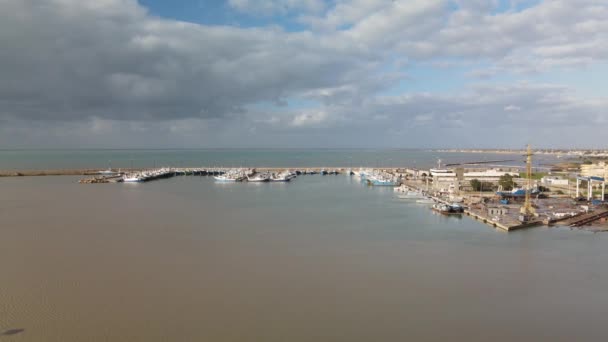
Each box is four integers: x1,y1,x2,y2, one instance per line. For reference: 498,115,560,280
0,0,606,149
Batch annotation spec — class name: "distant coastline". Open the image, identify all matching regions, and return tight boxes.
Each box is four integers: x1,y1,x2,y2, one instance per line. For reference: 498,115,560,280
434,149,608,157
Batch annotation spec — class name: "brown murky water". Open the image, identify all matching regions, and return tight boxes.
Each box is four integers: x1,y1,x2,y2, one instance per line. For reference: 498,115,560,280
2,176,608,341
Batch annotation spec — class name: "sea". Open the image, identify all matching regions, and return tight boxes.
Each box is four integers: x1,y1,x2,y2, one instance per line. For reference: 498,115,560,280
0,148,565,170
1,149,607,342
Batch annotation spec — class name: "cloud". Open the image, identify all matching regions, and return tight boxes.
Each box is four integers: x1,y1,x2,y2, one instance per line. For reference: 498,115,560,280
290,109,329,127
0,81,605,148
228,0,325,16
504,105,521,111
0,0,606,148
0,0,377,122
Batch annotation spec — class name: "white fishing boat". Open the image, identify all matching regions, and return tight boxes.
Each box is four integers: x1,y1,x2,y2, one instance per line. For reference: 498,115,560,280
99,168,118,175
270,170,293,182
247,173,270,182
214,169,246,182
214,174,242,182
123,175,143,182
398,190,425,199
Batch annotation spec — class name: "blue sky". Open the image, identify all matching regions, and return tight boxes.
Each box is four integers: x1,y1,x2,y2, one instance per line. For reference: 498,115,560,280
0,0,606,148
139,0,311,30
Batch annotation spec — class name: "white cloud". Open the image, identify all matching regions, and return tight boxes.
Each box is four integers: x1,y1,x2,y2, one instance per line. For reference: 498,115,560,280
290,110,329,127
0,0,606,148
228,0,325,16
504,105,521,111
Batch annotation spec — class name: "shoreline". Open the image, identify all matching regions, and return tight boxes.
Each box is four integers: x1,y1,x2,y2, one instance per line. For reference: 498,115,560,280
434,149,608,157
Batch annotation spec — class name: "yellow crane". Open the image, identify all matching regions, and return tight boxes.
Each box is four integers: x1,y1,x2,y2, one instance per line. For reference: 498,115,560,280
520,144,536,220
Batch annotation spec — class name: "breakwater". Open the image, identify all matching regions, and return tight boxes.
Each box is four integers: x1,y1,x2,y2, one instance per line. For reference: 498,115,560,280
0,167,352,178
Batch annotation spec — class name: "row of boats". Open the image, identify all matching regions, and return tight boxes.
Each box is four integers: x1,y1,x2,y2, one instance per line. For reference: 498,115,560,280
214,168,348,182
214,169,297,182
354,168,402,186
394,186,465,215
104,167,347,183
122,168,176,182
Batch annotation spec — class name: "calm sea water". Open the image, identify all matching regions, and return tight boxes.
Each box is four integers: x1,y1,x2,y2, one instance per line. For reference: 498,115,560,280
1,175,608,341
0,149,562,170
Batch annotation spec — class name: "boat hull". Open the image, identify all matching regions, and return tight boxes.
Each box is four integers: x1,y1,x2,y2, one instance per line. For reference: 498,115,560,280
367,180,399,186
214,177,241,182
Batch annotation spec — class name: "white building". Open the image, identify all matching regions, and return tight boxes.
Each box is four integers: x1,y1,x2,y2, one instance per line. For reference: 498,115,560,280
430,168,518,182
541,176,569,186
463,169,519,181
581,162,608,179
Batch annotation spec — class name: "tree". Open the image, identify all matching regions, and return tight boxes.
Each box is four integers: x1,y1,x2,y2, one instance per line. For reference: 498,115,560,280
470,179,495,192
470,179,481,191
498,174,515,191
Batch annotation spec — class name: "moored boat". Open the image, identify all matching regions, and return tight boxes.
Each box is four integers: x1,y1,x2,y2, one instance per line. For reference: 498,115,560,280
431,203,464,215
214,170,245,182
247,172,270,182
368,178,399,186
123,175,143,182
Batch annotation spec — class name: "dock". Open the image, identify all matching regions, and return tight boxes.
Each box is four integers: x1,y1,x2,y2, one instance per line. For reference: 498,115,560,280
398,180,544,231
563,208,608,227
463,209,542,231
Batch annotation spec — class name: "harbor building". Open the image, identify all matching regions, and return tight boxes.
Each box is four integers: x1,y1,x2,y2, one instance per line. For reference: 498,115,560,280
580,162,608,179
429,167,520,189
541,176,569,186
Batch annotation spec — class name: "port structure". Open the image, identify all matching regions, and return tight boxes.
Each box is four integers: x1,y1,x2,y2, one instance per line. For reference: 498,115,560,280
576,176,605,201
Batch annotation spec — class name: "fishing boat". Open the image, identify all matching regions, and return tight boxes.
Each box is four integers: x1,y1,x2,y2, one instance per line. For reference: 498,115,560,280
398,190,425,199
247,172,270,182
214,175,242,182
99,168,118,175
367,172,401,186
431,203,464,215
123,175,143,182
368,178,399,186
214,170,245,182
270,173,290,182
415,198,435,204
270,170,296,182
